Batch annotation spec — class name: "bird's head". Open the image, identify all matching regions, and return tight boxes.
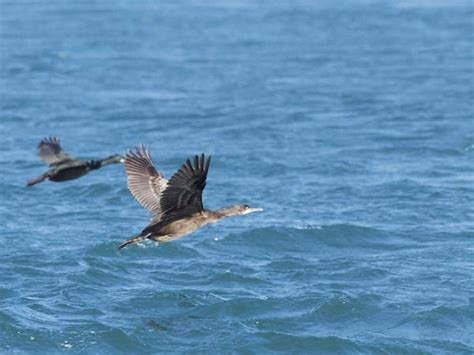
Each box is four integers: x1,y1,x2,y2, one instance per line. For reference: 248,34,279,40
105,154,125,164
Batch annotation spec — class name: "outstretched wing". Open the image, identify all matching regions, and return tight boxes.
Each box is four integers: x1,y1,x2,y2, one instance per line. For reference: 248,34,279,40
38,137,73,166
160,154,211,219
125,145,168,216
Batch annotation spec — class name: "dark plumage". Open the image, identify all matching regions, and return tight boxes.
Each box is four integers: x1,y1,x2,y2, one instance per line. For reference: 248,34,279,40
27,137,124,186
119,146,263,249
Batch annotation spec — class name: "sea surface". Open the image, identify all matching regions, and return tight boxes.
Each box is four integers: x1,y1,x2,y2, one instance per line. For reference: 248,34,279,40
1,0,473,353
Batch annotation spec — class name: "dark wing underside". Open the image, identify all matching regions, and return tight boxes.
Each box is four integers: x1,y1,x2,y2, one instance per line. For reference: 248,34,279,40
38,137,73,166
124,145,168,217
160,154,211,220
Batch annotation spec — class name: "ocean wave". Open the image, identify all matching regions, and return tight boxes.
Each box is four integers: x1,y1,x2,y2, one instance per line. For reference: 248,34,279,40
200,224,413,254
252,332,363,353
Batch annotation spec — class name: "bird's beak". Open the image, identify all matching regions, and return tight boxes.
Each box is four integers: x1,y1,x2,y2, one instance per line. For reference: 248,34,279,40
244,207,264,215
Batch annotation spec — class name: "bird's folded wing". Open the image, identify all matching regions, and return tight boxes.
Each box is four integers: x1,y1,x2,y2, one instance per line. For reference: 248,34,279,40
160,154,211,218
125,145,168,216
38,137,73,165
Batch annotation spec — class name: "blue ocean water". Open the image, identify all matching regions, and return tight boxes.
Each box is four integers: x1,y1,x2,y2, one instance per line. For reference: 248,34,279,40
1,0,473,353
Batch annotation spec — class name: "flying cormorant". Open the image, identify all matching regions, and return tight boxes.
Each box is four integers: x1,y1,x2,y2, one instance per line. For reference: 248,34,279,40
27,137,124,186
119,146,262,249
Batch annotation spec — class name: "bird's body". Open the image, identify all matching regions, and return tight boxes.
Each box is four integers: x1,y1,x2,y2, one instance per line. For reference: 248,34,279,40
127,210,220,246
27,137,124,186
147,211,218,240
119,146,262,249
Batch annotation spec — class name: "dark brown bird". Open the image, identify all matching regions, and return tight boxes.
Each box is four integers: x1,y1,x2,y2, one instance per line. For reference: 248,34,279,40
119,145,263,249
27,137,124,186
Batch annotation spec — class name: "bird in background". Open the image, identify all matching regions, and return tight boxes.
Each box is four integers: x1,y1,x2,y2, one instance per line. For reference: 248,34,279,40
119,145,263,249
27,137,124,186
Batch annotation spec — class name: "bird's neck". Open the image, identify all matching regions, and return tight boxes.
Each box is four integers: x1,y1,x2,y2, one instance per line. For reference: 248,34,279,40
201,209,228,224
213,206,242,219
89,156,121,169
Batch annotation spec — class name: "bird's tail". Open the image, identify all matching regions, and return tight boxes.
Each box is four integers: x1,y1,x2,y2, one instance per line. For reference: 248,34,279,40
26,174,47,187
118,235,149,249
